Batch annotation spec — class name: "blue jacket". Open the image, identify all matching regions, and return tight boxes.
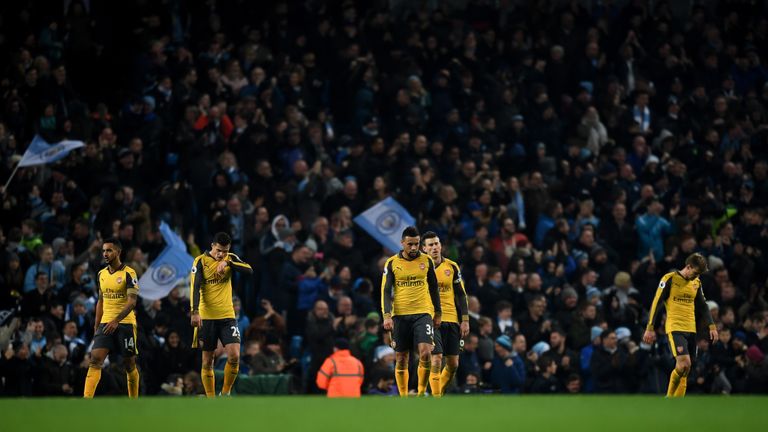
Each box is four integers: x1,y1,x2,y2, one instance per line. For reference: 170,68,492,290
636,213,672,260
535,214,556,249
490,353,526,394
580,344,596,393
24,261,66,293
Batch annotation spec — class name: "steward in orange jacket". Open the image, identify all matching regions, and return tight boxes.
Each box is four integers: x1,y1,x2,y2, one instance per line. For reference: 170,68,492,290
316,339,364,397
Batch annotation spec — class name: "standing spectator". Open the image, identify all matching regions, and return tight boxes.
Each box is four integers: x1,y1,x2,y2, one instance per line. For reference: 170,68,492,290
549,328,580,381
600,202,636,269
21,273,55,319
518,295,550,346
580,326,605,393
156,331,193,385
490,335,525,394
457,333,481,386
61,320,86,364
23,244,65,293
591,329,637,393
636,197,673,260
244,299,286,348
305,300,335,393
316,338,364,398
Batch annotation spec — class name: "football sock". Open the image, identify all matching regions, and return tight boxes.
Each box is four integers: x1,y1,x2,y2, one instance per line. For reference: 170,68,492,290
83,366,102,398
666,369,682,397
429,364,442,398
674,376,688,397
417,360,430,396
395,363,409,397
201,365,215,398
439,364,458,396
126,367,140,398
222,360,239,395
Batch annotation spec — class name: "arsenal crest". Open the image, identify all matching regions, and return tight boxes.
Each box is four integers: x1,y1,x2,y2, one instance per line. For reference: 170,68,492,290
419,263,426,270
677,346,684,354
444,269,451,276
116,276,123,284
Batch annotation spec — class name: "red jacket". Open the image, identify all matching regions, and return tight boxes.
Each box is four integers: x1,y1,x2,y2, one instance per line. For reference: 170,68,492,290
316,350,364,398
193,113,234,142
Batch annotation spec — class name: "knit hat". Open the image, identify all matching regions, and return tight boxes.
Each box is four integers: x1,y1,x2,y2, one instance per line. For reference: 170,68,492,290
591,326,603,342
746,346,765,364
532,341,550,356
586,287,601,301
615,327,632,342
374,345,395,362
495,335,513,351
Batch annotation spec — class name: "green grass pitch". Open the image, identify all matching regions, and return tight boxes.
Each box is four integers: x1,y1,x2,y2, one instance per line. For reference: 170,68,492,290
3,396,766,431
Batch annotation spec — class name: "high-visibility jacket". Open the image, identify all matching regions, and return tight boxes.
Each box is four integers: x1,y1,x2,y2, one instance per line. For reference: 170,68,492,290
316,350,364,398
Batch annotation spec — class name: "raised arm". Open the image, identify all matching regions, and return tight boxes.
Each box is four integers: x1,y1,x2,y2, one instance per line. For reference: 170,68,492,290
227,253,253,274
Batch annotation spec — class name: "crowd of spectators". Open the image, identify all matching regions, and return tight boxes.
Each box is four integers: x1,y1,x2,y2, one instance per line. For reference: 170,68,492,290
1,0,767,396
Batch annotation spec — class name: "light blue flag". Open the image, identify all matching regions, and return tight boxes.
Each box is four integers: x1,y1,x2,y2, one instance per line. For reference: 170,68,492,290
18,135,85,167
159,221,187,250
139,224,194,300
354,197,415,253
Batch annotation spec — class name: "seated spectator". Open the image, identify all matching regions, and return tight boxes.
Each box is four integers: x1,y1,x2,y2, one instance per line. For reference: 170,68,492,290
367,369,398,396
530,356,561,394
456,372,484,395
249,335,288,375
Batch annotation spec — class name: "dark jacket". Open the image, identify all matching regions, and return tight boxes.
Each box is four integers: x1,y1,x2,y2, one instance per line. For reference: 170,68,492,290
530,374,562,393
490,353,526,394
590,345,637,393
34,357,74,396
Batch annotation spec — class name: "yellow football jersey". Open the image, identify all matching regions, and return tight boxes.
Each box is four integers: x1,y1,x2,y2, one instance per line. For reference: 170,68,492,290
190,252,253,320
647,271,715,334
381,252,441,317
435,258,469,324
97,264,139,324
